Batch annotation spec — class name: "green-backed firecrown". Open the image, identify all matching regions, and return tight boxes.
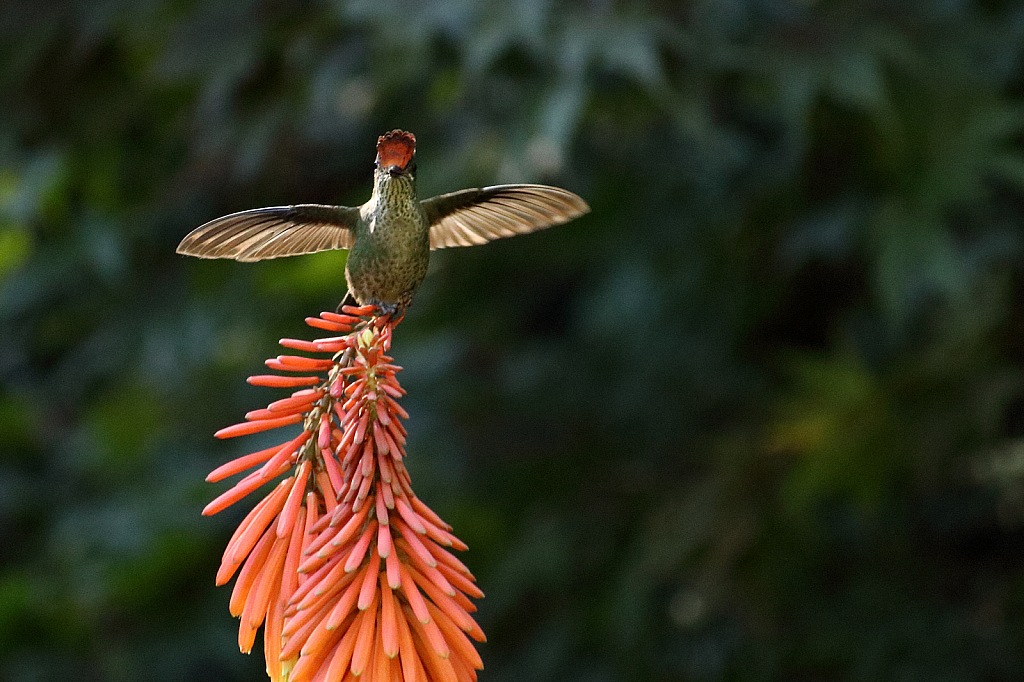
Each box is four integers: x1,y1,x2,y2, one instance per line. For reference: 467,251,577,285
177,130,589,314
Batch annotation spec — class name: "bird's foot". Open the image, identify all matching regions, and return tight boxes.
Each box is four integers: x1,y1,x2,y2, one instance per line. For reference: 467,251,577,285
338,293,410,321
373,303,407,326
371,292,412,320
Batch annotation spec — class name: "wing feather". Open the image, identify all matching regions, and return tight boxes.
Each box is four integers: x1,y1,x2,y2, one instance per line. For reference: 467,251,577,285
176,204,360,262
422,184,589,250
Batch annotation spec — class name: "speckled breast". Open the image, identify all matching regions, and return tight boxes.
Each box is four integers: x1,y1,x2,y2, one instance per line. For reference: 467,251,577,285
344,209,430,308
345,249,428,307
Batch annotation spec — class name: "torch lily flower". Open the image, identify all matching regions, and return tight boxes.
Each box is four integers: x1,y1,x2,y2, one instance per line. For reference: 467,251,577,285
204,306,484,682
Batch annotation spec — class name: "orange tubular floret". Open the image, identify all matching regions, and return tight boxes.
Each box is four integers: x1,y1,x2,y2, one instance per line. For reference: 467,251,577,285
344,520,379,573
268,391,322,414
400,542,455,597
305,315,353,331
319,611,362,682
379,573,400,658
420,515,464,550
268,355,336,372
378,455,395,484
435,561,483,601
378,523,393,560
279,338,325,352
313,504,372,561
247,374,319,387
258,430,311,479
448,589,477,621
290,550,338,605
285,571,356,639
314,335,349,346
314,339,348,353
308,509,334,535
424,540,473,579
322,445,344,496
297,539,334,576
386,418,408,445
218,481,281,558
304,490,322,538
353,410,370,449
373,422,390,456
229,527,277,617
278,460,312,538
339,303,378,316
204,470,275,517
245,408,280,421
357,549,382,610
281,616,325,674
238,620,259,656
361,438,377,476
403,610,454,678
265,574,287,680
395,602,424,682
393,498,427,534
240,572,270,649
215,413,303,439
384,394,410,420
426,601,484,670
270,509,305,677
320,310,362,325
316,470,338,515
394,520,437,570
449,653,477,682
405,564,473,633
290,610,355,681
409,496,450,530
292,557,351,613
282,585,329,638
349,591,380,676
385,549,402,590
397,563,431,625
245,533,290,629
324,567,365,631
376,486,390,522
283,607,332,663
380,480,396,512
297,603,347,663
355,473,374,506
282,501,309,606
206,443,281,482
380,382,405,399
219,480,292,583
381,429,400,458
371,634,392,682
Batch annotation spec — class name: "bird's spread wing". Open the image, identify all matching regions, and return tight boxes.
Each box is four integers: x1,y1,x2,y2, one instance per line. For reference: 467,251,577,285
176,204,361,262
421,184,589,250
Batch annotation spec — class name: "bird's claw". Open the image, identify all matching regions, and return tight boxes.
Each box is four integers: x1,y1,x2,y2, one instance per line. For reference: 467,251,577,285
375,302,399,318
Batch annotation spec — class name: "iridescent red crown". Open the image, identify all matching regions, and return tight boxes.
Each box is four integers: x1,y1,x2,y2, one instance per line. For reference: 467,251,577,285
376,130,416,170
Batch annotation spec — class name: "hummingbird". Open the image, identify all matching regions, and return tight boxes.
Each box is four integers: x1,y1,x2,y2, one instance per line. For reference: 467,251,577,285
177,130,589,315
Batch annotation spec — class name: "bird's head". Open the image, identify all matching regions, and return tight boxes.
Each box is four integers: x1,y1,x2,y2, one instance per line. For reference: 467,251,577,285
374,130,417,182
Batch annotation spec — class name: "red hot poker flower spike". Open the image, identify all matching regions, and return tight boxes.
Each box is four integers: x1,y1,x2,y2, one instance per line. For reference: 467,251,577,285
204,306,483,682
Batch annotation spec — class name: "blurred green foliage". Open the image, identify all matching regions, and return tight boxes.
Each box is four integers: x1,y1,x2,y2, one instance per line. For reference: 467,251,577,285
3,1,1024,680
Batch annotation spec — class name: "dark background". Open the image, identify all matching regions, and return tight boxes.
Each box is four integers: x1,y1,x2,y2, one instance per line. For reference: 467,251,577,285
4,1,1024,680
